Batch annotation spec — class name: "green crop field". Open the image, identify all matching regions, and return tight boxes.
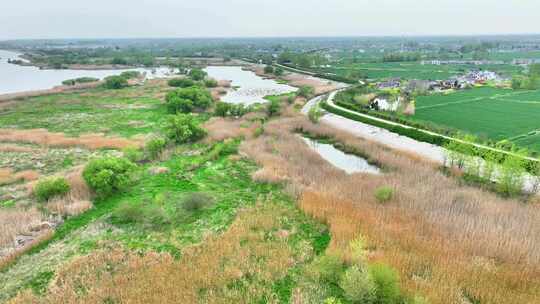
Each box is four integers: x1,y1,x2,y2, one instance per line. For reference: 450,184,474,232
413,87,540,151
321,62,522,80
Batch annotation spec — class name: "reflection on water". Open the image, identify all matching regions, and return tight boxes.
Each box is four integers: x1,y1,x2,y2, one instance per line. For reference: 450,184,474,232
204,66,297,105
0,49,176,95
302,137,380,174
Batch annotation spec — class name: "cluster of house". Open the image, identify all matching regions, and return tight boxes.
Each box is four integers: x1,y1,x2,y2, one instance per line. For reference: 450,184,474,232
377,70,502,92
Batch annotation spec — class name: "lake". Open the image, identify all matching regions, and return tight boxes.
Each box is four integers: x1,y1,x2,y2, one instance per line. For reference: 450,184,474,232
302,137,380,174
0,50,176,95
204,66,297,105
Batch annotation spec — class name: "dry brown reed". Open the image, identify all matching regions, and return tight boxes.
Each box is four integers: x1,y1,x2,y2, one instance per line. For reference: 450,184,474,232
9,204,298,303
0,129,141,150
203,117,262,143
0,168,40,185
0,207,44,250
239,115,540,303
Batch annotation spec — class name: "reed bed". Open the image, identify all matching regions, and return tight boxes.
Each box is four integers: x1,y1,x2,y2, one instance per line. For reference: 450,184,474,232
239,115,540,303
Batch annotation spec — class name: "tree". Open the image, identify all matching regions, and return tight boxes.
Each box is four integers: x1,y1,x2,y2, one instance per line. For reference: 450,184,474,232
189,68,207,81
298,86,315,98
266,99,281,117
168,78,196,88
104,76,128,89
164,114,207,144
274,67,284,76
165,87,213,113
264,65,274,74
111,57,128,65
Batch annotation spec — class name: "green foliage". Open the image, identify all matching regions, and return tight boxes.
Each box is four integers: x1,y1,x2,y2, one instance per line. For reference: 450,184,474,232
369,263,401,304
275,67,284,76
119,70,141,79
308,105,324,123
339,265,376,304
165,87,213,114
145,136,168,160
374,186,393,204
180,192,214,212
103,75,128,89
267,99,281,117
497,152,526,197
111,201,170,229
168,77,196,88
163,114,207,144
204,79,218,88
62,77,99,86
214,102,249,117
122,147,144,163
264,65,275,74
189,68,207,81
111,57,128,65
254,126,265,137
34,177,70,202
298,85,315,98
309,254,344,284
82,157,136,198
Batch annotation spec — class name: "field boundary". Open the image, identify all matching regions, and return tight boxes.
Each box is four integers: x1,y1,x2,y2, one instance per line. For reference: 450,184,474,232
321,90,540,171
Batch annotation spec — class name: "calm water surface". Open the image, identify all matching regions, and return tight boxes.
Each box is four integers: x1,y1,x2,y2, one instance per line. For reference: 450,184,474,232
205,66,297,105
0,50,175,95
302,137,380,174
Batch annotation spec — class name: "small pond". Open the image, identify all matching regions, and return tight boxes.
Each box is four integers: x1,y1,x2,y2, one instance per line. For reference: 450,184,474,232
204,66,297,105
302,137,380,174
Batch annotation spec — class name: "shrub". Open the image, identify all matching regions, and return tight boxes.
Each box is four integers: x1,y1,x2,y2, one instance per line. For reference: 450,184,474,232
34,177,70,202
145,136,168,160
308,105,323,123
309,254,344,283
181,192,214,212
165,87,213,113
264,65,275,74
275,67,284,76
374,186,393,204
103,75,128,90
188,68,207,81
204,79,218,88
340,266,376,304
164,114,207,144
267,99,281,117
298,86,315,98
214,102,231,117
123,147,144,163
369,263,401,304
82,157,136,198
62,77,99,86
111,202,170,229
111,57,128,65
119,71,141,80
168,78,195,88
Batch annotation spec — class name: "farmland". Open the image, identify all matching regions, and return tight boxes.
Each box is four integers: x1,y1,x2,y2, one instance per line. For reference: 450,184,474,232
413,87,540,151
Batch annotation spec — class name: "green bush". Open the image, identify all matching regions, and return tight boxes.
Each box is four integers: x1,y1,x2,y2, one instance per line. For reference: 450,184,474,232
267,99,281,117
165,87,213,113
62,77,99,86
82,157,136,198
119,71,141,80
369,263,401,304
164,114,207,144
308,105,323,123
111,202,170,229
264,65,275,74
123,147,144,163
103,75,128,89
180,192,214,212
374,186,393,204
34,177,70,202
340,266,376,304
298,86,315,98
145,136,168,160
204,79,218,88
309,254,344,284
168,78,195,88
188,68,207,81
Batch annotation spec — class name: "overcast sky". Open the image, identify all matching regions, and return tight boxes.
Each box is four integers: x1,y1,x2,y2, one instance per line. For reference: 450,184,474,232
1,0,538,39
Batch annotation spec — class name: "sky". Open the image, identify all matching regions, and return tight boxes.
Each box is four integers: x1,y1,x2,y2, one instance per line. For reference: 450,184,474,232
1,0,539,39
